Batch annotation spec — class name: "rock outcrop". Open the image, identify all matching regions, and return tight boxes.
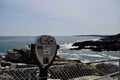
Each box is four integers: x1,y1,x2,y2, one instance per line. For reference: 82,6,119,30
95,63,119,75
5,48,35,63
5,47,81,65
1,50,119,80
70,34,120,51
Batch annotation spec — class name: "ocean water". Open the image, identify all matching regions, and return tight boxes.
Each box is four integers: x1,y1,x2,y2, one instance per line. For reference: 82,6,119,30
0,36,120,63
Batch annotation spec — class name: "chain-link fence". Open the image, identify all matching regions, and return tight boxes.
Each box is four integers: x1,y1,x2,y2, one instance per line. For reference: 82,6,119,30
0,67,39,80
0,59,119,80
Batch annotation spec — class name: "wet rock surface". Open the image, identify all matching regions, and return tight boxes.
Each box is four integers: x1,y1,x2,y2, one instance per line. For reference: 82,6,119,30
5,48,35,63
95,63,119,75
70,34,120,51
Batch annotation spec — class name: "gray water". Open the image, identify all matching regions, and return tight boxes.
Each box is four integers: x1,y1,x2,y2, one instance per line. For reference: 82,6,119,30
0,36,120,63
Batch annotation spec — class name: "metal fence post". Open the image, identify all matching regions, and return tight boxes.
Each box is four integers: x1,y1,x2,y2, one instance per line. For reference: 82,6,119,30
39,68,47,80
28,71,31,80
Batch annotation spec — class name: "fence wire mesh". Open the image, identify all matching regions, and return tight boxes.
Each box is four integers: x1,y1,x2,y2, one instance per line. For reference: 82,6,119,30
0,67,39,80
0,59,119,80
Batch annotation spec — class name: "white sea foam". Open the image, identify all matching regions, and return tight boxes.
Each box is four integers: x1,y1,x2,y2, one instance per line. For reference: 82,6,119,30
67,58,80,60
60,43,71,49
82,60,90,63
107,55,120,59
60,43,78,49
57,40,120,63
79,54,103,58
80,49,91,52
101,53,120,59
57,50,71,56
92,38,100,41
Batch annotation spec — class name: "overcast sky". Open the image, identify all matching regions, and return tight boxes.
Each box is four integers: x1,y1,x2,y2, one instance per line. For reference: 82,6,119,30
0,0,120,36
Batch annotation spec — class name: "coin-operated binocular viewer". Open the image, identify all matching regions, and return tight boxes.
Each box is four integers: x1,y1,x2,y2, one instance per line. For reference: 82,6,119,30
31,35,59,80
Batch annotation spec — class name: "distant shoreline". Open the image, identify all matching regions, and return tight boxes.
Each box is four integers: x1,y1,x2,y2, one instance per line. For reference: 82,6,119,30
72,35,110,37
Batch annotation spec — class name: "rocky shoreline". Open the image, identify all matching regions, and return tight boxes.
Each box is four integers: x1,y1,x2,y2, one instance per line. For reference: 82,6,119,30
0,47,119,79
0,34,120,79
70,34,120,51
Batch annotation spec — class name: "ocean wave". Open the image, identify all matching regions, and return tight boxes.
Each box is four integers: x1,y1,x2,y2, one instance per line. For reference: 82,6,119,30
82,60,90,63
107,55,120,59
79,54,103,58
101,53,120,59
60,43,77,49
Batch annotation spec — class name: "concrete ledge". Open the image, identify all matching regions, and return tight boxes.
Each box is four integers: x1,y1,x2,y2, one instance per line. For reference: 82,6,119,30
74,76,116,80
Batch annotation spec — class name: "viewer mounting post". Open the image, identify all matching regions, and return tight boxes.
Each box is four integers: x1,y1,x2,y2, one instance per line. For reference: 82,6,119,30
31,35,58,80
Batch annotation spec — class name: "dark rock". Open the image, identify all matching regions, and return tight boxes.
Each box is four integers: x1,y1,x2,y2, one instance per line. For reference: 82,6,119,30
5,48,35,63
1,61,11,67
70,34,120,51
95,63,119,75
101,33,120,41
5,48,63,64
53,59,81,65
5,50,23,62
